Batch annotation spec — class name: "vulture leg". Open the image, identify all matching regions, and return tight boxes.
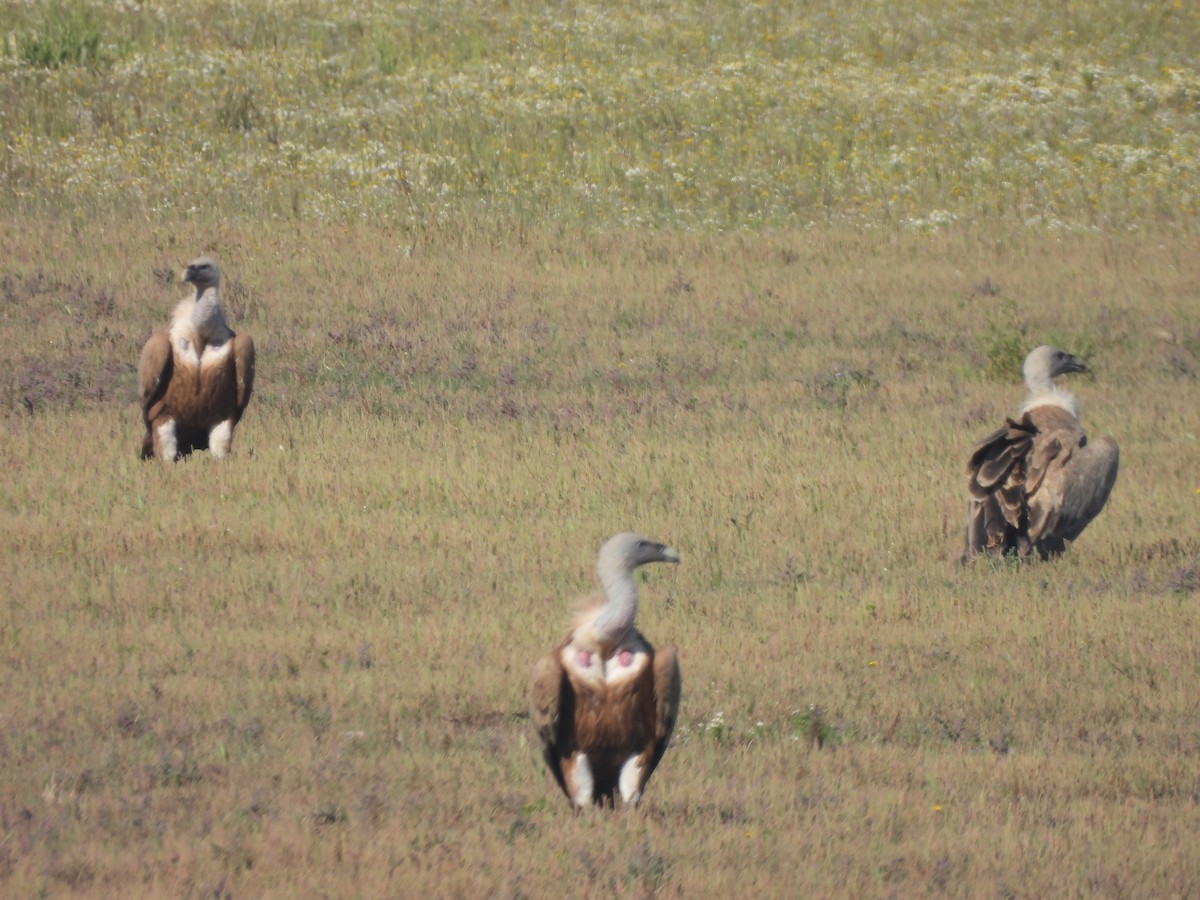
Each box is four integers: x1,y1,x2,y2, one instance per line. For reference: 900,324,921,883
209,420,234,459
148,417,178,462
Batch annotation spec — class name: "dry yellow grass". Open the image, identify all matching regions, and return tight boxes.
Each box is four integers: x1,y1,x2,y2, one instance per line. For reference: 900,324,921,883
1,219,1198,895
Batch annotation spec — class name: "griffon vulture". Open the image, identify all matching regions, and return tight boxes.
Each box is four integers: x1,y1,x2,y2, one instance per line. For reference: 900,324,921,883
529,532,682,809
138,257,255,461
963,345,1118,562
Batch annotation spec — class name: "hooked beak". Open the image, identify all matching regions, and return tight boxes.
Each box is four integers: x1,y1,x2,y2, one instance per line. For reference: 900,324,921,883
1064,354,1088,375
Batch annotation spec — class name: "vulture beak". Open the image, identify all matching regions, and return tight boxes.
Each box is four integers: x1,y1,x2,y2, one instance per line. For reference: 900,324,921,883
1064,354,1088,375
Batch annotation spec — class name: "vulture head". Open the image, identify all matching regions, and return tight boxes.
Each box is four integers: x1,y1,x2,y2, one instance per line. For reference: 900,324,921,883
1021,345,1089,417
589,532,679,646
181,256,220,290
1024,345,1086,383
598,532,680,578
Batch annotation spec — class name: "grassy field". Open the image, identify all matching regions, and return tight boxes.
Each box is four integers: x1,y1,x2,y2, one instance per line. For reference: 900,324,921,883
1,0,1198,231
3,1,1200,897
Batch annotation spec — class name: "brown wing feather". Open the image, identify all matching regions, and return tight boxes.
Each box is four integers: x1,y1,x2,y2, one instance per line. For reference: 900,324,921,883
973,443,1023,493
1060,436,1119,541
966,418,1034,494
1024,433,1067,500
529,651,572,799
963,417,1037,560
1032,434,1118,550
137,329,172,416
1023,407,1085,549
231,332,256,421
644,647,681,784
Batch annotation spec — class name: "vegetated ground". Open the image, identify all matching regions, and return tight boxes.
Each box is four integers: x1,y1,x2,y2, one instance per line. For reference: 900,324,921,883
3,222,1199,897
1,1,1199,896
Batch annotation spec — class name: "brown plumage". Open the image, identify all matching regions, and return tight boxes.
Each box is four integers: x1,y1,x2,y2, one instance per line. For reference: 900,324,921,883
138,257,255,461
529,532,682,809
963,345,1119,562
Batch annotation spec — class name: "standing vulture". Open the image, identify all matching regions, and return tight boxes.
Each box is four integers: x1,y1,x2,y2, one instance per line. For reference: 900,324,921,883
138,257,255,461
529,532,682,809
963,345,1119,562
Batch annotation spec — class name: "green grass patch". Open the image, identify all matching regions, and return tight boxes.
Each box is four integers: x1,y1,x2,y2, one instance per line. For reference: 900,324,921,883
1,0,1198,231
13,4,103,69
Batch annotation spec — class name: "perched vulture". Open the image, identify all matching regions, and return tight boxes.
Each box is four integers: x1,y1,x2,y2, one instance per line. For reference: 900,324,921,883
963,345,1119,562
529,532,682,809
138,257,255,461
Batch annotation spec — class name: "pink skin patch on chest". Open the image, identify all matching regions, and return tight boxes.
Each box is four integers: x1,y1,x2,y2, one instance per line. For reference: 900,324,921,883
618,649,634,667
575,650,592,668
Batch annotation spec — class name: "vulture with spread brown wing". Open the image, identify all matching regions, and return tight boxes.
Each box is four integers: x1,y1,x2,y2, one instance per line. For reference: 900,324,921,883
963,345,1118,562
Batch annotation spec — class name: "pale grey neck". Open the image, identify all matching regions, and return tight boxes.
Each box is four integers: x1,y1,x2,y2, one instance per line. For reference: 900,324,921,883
592,561,638,643
191,286,232,341
1024,369,1055,396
